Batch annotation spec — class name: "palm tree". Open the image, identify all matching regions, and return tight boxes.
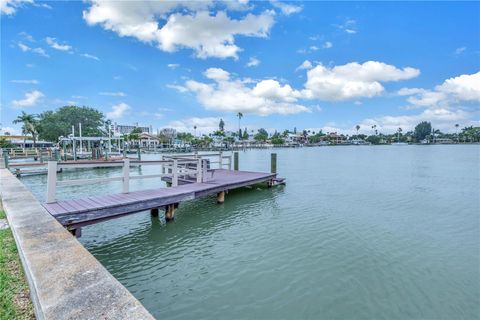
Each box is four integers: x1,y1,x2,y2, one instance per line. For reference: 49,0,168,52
237,112,243,138
397,127,402,143
371,124,377,135
13,111,38,148
194,125,197,137
455,123,459,143
355,125,360,137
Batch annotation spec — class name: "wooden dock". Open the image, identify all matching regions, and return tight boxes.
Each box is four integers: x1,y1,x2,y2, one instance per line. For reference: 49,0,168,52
40,153,285,235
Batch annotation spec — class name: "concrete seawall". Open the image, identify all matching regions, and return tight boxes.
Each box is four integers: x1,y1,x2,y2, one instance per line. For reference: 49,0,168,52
0,169,154,319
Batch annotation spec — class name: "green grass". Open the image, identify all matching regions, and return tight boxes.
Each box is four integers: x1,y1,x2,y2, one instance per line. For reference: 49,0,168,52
0,207,35,320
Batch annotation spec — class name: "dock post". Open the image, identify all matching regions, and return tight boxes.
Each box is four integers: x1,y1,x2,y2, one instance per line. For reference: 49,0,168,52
151,208,159,217
122,158,130,193
2,151,9,169
137,148,141,160
197,158,203,183
54,149,60,161
172,159,178,187
217,191,225,204
72,140,77,160
271,153,277,174
69,227,82,238
63,142,67,161
46,161,57,203
219,151,223,169
234,152,239,171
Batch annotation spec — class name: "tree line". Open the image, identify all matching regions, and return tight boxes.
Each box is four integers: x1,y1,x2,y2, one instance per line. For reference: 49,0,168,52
3,106,480,148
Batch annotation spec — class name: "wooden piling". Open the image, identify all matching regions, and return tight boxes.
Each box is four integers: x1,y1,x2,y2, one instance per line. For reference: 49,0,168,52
165,204,176,221
2,151,9,169
217,191,225,204
234,152,239,171
271,153,277,174
150,208,159,217
69,227,82,238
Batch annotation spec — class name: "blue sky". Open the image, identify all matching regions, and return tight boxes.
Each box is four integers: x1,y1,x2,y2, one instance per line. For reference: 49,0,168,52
1,0,479,136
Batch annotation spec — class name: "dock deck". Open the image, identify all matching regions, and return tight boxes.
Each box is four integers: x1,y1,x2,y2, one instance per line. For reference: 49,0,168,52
43,169,279,229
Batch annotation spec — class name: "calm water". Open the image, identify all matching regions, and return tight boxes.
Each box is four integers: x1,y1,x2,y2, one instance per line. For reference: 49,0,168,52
21,145,480,319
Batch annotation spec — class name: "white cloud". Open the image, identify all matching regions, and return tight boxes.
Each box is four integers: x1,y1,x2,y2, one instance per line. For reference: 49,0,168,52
33,2,51,10
335,18,357,34
309,45,319,51
1,0,33,15
167,63,180,69
397,87,427,96
19,31,34,42
363,72,480,133
246,57,260,67
454,47,466,55
0,126,21,136
296,60,313,71
437,72,480,101
10,79,39,84
17,42,49,57
402,72,480,109
182,67,309,116
72,95,88,99
270,0,302,15
322,41,333,49
164,117,223,134
11,90,44,107
166,84,188,93
99,91,126,97
18,42,30,52
45,37,72,52
303,61,420,101
80,53,100,61
106,102,130,119
83,1,275,59
360,108,475,133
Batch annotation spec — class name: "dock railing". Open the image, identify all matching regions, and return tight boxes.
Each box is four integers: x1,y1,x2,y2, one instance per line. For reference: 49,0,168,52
46,152,233,203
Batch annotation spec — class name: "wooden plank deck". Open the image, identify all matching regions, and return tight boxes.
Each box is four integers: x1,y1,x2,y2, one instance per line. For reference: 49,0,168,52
43,169,277,228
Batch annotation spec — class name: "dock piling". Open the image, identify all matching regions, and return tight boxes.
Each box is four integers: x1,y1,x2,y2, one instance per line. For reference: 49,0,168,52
46,161,57,203
271,153,277,174
172,159,178,187
150,208,159,217
217,191,225,204
2,151,8,169
122,158,130,193
165,203,177,221
234,152,239,171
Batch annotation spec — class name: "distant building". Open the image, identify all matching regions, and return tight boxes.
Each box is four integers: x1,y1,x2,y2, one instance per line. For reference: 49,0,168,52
0,135,54,148
114,122,152,135
434,138,454,144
